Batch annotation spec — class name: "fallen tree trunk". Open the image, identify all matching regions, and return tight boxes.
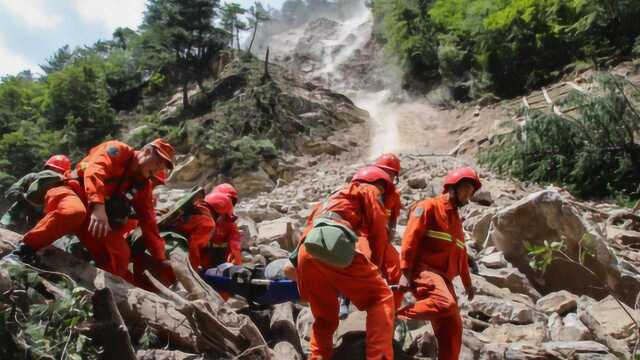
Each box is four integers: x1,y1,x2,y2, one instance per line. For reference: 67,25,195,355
270,302,303,357
91,287,136,360
0,229,270,357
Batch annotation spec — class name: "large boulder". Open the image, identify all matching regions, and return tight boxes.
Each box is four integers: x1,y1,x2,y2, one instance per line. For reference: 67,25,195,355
488,190,640,306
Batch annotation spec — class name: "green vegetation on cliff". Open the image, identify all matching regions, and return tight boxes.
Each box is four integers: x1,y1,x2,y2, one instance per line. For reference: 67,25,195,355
373,0,640,98
480,74,640,200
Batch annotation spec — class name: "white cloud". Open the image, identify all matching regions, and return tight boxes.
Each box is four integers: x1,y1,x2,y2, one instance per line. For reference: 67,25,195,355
71,0,145,31
0,35,40,77
0,0,63,30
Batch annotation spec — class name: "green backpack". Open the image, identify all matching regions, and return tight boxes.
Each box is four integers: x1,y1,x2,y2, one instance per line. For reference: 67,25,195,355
156,186,205,230
24,170,64,206
303,218,358,268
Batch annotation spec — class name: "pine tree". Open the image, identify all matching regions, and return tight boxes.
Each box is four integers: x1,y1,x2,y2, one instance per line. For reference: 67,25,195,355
220,3,248,50
142,0,224,109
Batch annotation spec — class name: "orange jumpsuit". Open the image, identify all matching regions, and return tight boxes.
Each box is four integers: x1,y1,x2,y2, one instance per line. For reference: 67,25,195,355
23,141,167,283
297,182,395,360
132,200,215,291
201,213,242,268
171,199,217,270
398,194,471,360
383,187,402,307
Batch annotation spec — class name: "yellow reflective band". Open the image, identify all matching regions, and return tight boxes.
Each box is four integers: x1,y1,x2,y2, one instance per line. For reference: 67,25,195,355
427,230,452,242
456,240,465,249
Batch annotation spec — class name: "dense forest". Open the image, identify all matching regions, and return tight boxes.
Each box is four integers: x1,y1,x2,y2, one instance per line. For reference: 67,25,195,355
0,0,273,196
1,0,639,201
373,0,640,98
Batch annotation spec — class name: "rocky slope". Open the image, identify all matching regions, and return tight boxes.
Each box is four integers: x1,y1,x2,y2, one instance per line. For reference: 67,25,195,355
1,1,639,359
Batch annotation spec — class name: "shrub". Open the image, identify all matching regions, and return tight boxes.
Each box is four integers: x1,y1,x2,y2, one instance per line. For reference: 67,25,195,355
480,73,640,199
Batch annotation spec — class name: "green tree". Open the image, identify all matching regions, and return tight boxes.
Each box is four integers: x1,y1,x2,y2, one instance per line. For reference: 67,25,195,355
221,3,248,49
112,27,138,49
247,2,270,53
40,45,74,74
45,63,118,152
142,0,225,109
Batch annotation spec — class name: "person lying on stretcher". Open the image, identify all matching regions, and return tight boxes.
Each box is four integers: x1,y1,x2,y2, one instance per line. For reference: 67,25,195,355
200,258,300,306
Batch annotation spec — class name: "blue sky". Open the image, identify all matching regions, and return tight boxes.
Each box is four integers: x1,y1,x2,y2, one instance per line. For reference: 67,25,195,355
0,0,285,77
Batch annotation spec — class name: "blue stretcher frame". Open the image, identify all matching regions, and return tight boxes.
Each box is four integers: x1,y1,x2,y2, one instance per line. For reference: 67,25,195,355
200,268,300,305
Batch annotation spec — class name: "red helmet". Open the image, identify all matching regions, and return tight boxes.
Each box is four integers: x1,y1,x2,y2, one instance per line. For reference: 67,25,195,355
45,155,71,173
204,192,234,216
374,153,401,174
213,183,239,204
443,167,482,193
352,166,393,188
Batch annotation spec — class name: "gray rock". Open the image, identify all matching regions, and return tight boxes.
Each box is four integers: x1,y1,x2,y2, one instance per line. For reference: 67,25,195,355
488,190,640,306
468,295,538,325
407,177,427,189
258,245,290,260
236,205,282,223
548,313,590,341
296,307,313,355
257,217,297,250
578,295,633,358
479,252,508,269
580,295,639,339
232,168,275,196
236,217,257,249
469,210,496,249
536,290,578,315
481,322,547,344
614,230,640,247
272,342,302,360
472,190,493,206
478,267,541,300
541,341,610,357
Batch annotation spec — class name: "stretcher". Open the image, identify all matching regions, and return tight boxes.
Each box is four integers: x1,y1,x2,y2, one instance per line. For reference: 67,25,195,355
200,264,300,306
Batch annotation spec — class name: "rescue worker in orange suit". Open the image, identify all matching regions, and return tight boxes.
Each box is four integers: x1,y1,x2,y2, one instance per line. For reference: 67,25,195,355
13,139,175,284
209,183,243,266
198,191,237,269
373,153,403,308
129,169,179,290
2,155,73,232
397,167,481,360
296,166,396,360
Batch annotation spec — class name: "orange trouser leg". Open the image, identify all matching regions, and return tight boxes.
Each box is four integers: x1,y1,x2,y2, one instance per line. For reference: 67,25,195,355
23,186,87,250
78,224,134,283
382,244,403,310
397,271,462,360
431,311,463,360
297,245,395,360
132,253,176,292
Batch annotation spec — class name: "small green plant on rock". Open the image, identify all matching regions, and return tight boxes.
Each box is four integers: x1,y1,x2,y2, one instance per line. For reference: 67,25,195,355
525,234,639,357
